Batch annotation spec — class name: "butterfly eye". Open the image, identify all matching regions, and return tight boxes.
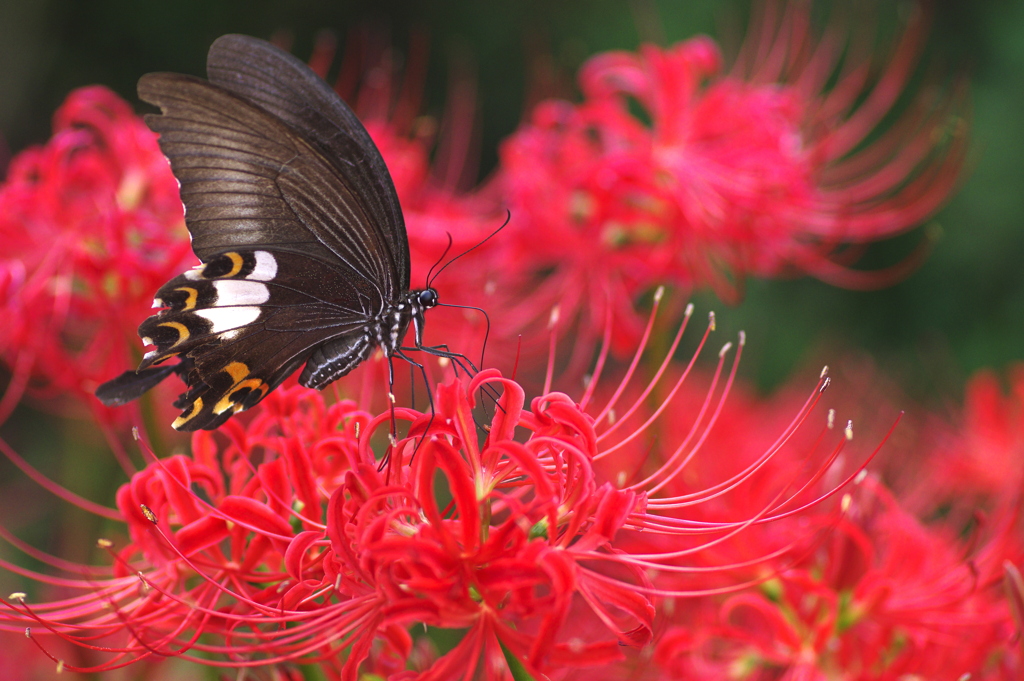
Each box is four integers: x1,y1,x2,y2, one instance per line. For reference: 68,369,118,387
418,289,438,308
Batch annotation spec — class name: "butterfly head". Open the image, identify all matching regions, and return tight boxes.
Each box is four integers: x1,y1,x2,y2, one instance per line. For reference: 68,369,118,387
418,288,439,310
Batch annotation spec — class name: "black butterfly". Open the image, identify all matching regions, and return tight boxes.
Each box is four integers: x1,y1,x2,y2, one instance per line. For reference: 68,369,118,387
97,34,461,431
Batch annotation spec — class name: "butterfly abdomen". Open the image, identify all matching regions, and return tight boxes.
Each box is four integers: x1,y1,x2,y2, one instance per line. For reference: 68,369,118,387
299,288,430,390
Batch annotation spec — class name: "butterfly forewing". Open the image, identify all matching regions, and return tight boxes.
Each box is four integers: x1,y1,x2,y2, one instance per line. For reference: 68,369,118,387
205,34,409,292
139,72,394,292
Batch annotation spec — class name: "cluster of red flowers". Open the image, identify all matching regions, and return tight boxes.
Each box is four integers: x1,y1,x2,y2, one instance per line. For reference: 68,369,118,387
0,3,1019,681
0,86,192,424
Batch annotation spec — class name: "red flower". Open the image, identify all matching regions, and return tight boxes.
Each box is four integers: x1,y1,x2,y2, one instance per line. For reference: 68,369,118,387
0,296,876,679
0,86,190,419
650,477,1021,681
1,385,374,676
0,300,863,679
498,3,966,351
924,365,1024,507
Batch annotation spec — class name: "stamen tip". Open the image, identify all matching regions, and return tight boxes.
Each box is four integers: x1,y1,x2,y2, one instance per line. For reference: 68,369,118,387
653,285,665,303
388,392,396,404
841,494,852,513
24,627,30,638
845,420,854,441
708,311,716,331
56,660,65,673
718,341,733,358
738,330,746,346
97,538,113,549
9,592,26,602
140,504,158,523
827,408,835,429
820,365,829,378
684,302,694,317
616,471,627,488
819,377,831,393
548,305,561,329
854,469,868,484
132,426,140,441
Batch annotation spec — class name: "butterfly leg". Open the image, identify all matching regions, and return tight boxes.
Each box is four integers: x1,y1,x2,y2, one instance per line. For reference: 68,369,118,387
403,343,503,406
413,343,479,379
400,344,504,429
392,348,438,459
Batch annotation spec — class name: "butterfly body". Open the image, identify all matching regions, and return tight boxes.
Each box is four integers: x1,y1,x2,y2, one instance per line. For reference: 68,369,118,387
96,34,443,430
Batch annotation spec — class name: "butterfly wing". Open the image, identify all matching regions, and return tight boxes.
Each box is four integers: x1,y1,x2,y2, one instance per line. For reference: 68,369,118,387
205,34,410,292
134,71,399,429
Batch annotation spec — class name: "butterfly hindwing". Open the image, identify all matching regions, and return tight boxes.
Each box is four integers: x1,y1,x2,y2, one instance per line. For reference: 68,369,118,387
138,249,375,430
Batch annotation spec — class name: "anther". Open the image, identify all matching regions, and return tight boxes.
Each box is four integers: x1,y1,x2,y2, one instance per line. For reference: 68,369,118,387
548,305,561,329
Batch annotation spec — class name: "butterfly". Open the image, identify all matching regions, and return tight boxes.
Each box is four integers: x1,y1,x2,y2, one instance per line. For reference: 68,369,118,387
96,34,464,431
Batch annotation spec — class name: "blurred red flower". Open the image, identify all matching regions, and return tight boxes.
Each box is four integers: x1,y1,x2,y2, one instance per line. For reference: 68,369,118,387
0,86,191,421
498,3,967,352
651,477,1021,681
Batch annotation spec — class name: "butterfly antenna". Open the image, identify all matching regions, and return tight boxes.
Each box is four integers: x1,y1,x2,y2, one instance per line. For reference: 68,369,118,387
425,232,455,288
426,210,510,289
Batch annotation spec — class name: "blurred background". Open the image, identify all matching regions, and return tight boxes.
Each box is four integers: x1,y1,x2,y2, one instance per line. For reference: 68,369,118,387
0,0,1022,672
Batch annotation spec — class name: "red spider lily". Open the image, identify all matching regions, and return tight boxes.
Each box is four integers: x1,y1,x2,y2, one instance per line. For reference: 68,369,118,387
1,386,376,677
574,362,1023,681
0,297,872,680
922,365,1024,508
498,2,967,352
650,477,1022,681
0,86,191,422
